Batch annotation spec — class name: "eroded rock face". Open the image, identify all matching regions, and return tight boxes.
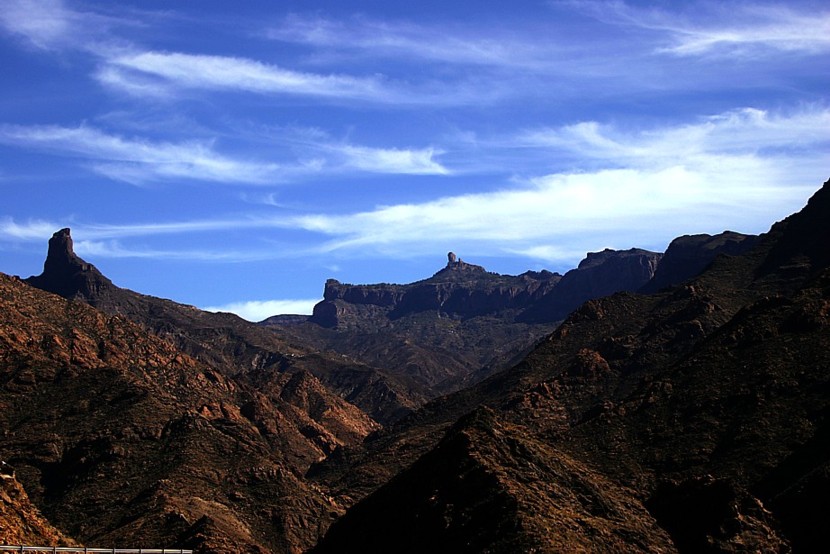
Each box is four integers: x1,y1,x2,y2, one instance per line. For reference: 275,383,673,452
519,248,663,323
287,249,662,411
312,263,561,327
26,228,115,300
311,249,662,329
641,231,759,293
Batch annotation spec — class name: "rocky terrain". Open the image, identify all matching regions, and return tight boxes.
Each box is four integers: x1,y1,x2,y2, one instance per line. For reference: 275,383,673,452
24,229,419,425
1,468,77,547
310,178,830,552
2,177,828,552
0,272,376,552
265,248,663,402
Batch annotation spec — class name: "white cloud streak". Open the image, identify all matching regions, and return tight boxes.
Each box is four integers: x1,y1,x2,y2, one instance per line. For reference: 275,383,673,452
0,123,447,183
203,299,320,321
104,51,392,101
268,14,549,68
334,145,450,175
518,107,830,168
286,106,829,261
0,0,74,49
573,1,830,57
0,124,287,185
73,240,277,263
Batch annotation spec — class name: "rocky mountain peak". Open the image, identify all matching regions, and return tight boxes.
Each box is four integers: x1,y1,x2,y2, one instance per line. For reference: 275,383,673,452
429,257,488,282
44,227,77,267
25,228,114,301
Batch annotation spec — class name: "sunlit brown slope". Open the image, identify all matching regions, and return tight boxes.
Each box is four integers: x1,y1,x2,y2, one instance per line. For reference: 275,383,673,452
1,469,78,547
0,273,374,553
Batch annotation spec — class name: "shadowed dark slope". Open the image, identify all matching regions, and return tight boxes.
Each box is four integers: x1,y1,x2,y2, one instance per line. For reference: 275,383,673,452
311,178,830,553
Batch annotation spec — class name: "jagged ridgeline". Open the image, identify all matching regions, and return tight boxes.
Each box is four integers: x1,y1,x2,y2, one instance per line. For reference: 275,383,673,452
1,177,827,552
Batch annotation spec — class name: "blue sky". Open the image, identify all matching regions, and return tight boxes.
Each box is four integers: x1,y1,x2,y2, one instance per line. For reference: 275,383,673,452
1,0,828,321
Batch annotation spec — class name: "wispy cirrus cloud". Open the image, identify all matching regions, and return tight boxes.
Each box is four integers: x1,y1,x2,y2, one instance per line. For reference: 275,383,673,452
73,240,279,262
515,106,830,160
0,123,449,183
0,217,63,240
333,145,449,175
0,0,136,52
0,2,463,106
0,0,77,49
102,51,393,101
285,106,828,262
0,123,290,185
571,1,830,57
267,14,549,68
97,48,510,106
2,107,824,267
517,106,830,174
0,219,302,262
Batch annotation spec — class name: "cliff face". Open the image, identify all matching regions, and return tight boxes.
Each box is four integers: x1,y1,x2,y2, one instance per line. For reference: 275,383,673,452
641,231,759,293
518,248,662,323
270,249,664,409
310,261,561,328
313,248,661,329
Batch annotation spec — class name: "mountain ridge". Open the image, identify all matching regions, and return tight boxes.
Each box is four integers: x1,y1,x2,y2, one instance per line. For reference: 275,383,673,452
309,177,830,552
8,178,828,552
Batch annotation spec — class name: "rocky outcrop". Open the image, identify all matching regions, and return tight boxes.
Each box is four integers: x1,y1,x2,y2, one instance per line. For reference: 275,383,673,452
518,248,662,322
1,470,78,547
315,248,651,330
284,249,662,407
25,228,115,301
640,231,759,293
274,262,564,403
310,264,561,328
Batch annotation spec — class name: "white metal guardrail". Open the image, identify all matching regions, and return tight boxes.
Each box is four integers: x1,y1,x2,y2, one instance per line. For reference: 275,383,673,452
0,545,193,554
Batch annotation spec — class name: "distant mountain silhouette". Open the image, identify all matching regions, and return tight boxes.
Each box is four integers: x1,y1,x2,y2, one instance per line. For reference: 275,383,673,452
265,246,664,406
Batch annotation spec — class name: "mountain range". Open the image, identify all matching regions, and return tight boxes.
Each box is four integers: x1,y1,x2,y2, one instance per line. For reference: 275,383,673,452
1,177,828,552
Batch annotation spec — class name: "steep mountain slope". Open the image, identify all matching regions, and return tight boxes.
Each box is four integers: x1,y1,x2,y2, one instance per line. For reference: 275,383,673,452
310,178,830,552
0,273,374,553
1,469,78,547
313,407,675,554
24,229,416,424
